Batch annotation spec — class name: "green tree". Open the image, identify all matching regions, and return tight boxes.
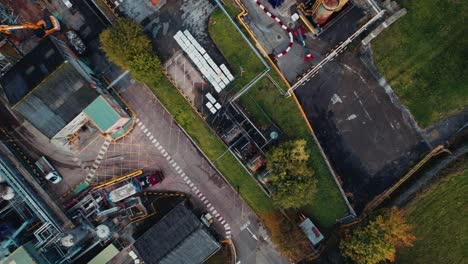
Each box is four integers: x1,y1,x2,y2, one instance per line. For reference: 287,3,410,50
128,53,164,83
267,139,316,209
99,18,163,83
340,207,416,264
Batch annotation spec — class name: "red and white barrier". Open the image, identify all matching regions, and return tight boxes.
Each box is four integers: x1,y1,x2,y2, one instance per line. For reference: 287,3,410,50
252,0,294,59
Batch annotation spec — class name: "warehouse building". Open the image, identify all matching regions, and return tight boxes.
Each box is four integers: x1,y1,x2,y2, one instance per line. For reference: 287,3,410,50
109,202,221,264
0,37,130,142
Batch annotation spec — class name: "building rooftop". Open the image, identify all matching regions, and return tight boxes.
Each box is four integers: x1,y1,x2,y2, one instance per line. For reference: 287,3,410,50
88,244,120,264
132,202,220,264
0,37,67,105
0,37,100,138
84,95,121,133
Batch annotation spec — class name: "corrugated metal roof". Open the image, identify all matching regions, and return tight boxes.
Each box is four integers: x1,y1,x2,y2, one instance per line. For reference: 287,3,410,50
13,62,99,138
134,202,220,264
83,96,120,133
0,37,66,105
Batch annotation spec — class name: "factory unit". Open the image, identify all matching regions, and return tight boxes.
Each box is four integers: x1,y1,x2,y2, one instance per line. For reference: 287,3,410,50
0,37,131,144
0,149,68,263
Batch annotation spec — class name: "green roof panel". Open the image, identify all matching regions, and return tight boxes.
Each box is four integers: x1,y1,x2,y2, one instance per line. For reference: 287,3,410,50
84,96,120,133
88,244,120,264
5,246,37,264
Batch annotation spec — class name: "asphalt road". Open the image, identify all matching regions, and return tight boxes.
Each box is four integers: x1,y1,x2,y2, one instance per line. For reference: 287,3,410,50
117,81,288,264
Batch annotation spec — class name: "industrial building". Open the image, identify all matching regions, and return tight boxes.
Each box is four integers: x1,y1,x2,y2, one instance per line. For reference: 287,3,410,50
0,145,70,263
109,202,221,264
0,37,130,143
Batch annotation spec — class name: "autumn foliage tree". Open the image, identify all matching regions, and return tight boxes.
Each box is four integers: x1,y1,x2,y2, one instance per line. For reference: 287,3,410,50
99,18,163,83
340,207,416,264
263,212,311,261
266,139,316,208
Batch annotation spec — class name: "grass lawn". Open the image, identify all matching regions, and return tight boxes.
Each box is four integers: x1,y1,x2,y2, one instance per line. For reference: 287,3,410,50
397,156,467,263
372,0,468,128
239,78,348,228
209,8,266,93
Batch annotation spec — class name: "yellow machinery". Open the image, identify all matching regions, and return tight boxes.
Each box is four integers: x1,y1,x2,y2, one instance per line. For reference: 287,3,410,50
0,16,60,40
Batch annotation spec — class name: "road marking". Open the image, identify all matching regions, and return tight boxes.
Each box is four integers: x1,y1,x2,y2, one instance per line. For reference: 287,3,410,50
245,227,258,241
138,120,232,239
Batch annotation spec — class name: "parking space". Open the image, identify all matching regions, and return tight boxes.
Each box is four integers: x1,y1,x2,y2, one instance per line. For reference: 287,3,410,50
294,51,430,212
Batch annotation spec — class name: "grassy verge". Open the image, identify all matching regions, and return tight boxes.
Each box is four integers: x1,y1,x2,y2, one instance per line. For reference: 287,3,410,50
397,156,467,263
239,78,348,228
372,0,468,127
209,8,265,93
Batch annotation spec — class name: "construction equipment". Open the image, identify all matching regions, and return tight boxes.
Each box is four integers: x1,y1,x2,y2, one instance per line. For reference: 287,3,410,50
0,16,60,40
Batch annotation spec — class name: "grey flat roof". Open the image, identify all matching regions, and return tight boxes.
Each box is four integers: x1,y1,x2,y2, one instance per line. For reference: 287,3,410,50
0,37,100,138
12,62,99,138
133,202,220,264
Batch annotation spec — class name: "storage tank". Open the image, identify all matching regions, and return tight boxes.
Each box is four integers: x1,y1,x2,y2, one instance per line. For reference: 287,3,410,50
312,0,340,25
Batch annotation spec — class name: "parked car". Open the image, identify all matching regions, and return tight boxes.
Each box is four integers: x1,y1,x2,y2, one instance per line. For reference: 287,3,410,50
138,170,165,189
65,30,86,55
35,156,63,184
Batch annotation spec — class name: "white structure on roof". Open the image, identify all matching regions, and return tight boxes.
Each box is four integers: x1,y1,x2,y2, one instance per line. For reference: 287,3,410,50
204,92,222,115
173,30,234,93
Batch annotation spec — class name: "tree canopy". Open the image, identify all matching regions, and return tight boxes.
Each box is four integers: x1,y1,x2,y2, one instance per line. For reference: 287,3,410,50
263,212,311,261
267,139,316,209
340,207,416,264
99,18,163,83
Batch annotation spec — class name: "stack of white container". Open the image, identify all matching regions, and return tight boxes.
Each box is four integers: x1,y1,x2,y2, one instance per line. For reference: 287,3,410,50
205,92,221,114
173,30,234,93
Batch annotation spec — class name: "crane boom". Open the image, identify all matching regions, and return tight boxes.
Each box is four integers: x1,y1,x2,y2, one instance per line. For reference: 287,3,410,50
0,16,60,39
